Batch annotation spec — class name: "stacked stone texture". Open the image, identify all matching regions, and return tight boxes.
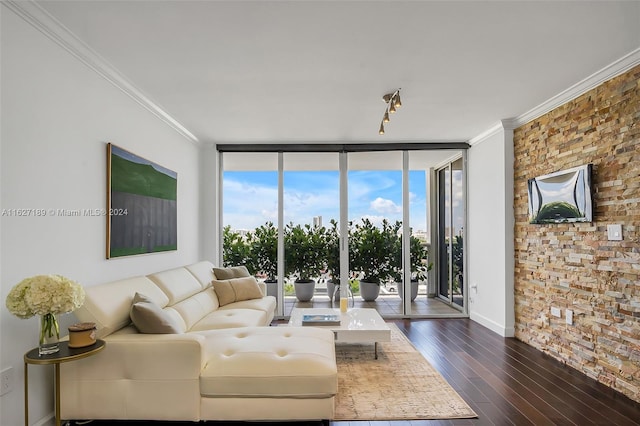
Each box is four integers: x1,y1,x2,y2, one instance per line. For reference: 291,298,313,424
513,65,640,402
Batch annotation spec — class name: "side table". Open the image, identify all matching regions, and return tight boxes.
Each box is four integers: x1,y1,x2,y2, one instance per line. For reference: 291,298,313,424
24,340,105,426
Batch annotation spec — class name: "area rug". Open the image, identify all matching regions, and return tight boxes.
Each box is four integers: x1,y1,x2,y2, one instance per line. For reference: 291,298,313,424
334,323,477,420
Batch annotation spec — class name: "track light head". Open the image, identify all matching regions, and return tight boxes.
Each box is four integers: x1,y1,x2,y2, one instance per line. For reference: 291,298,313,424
379,122,385,135
383,111,390,123
394,92,402,108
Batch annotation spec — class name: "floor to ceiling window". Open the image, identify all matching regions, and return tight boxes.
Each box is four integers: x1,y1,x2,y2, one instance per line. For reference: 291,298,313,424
348,151,403,311
404,151,431,315
283,152,339,316
220,146,467,319
221,152,280,304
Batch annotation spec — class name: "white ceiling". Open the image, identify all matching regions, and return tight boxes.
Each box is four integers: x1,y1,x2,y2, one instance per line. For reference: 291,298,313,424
36,0,640,145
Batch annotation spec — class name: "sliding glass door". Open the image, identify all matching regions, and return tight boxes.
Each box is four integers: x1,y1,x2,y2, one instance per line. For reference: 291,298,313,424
436,156,465,310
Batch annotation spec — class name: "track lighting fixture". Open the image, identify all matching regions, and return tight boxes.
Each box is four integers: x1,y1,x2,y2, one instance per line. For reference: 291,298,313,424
379,89,401,135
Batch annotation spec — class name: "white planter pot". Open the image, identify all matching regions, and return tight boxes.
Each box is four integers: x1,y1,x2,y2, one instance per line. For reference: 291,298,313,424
264,280,278,298
326,279,340,301
294,279,316,302
398,280,419,301
359,281,380,301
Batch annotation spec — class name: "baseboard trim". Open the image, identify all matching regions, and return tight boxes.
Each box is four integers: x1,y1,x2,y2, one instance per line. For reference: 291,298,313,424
470,311,515,337
33,412,54,426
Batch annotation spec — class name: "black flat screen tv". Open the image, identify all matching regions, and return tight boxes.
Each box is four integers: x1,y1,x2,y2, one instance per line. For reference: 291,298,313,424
528,164,593,224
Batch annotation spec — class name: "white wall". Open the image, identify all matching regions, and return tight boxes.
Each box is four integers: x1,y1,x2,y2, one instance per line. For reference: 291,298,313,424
1,8,201,426
467,122,515,337
200,143,220,264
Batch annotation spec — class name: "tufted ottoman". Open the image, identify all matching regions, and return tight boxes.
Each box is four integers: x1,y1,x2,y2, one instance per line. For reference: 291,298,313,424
198,326,338,421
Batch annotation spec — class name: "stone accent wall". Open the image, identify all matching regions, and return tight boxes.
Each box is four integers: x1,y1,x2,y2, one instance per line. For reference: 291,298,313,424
513,65,640,402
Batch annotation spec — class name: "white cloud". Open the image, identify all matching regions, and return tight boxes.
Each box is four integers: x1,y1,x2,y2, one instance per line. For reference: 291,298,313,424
223,175,341,229
370,197,402,214
223,179,279,229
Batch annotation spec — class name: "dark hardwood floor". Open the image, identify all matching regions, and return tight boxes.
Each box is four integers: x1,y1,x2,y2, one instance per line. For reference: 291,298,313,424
75,319,640,426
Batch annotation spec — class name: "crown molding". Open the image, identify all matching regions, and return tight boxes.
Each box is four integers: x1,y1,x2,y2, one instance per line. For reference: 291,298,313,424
512,47,640,127
468,119,515,146
4,0,199,144
470,47,640,145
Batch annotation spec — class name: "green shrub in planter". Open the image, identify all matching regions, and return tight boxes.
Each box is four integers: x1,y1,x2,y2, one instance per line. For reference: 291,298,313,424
222,225,255,273
350,219,401,301
250,221,278,281
284,223,327,301
350,218,400,284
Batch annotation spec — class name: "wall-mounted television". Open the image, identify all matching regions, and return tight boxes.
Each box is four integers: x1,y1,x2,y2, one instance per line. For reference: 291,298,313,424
528,164,593,224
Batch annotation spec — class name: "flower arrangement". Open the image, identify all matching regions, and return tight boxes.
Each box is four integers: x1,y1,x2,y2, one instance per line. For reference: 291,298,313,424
6,275,85,353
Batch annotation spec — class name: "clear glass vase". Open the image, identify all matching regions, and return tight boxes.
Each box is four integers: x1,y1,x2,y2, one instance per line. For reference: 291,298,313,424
39,313,60,355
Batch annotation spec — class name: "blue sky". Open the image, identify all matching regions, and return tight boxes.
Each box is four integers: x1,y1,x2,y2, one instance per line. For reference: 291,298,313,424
223,170,429,232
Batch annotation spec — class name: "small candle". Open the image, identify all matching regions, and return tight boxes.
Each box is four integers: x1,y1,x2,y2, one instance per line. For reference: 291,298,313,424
340,297,348,313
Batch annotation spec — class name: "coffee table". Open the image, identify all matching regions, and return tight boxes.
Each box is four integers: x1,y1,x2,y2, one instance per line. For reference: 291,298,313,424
288,308,391,359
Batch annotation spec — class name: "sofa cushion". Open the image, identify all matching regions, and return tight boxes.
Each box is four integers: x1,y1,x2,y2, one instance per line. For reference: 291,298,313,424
147,267,204,306
190,308,268,331
199,327,337,398
130,293,183,334
217,296,276,314
185,261,216,289
74,276,170,339
212,276,263,306
212,266,250,280
170,291,220,331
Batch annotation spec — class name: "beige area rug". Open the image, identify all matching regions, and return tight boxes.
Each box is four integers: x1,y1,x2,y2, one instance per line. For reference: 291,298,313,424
334,323,477,420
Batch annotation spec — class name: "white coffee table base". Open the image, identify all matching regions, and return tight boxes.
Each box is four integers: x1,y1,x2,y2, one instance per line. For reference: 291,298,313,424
288,308,391,359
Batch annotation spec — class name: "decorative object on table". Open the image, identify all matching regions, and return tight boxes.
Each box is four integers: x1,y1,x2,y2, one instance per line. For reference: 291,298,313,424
68,322,97,348
5,275,85,355
301,314,341,326
324,219,341,302
107,143,177,258
340,296,348,313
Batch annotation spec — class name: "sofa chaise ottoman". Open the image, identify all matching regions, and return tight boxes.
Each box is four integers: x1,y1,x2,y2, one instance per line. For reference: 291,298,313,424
60,261,337,423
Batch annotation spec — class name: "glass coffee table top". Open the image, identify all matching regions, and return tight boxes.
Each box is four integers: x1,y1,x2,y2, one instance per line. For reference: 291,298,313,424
289,308,391,358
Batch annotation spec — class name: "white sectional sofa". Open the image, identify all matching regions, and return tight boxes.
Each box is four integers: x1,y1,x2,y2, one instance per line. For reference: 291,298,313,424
60,261,337,423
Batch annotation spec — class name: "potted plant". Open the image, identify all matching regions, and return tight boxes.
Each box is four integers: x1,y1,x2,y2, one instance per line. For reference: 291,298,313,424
325,219,343,301
399,234,431,301
284,223,327,302
222,226,255,273
350,218,401,301
250,222,279,298
452,234,464,296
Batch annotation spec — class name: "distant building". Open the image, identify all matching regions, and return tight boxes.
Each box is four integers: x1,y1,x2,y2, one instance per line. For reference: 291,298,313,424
313,216,322,227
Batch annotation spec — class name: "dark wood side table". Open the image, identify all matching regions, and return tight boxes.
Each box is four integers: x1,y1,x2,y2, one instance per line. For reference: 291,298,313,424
24,340,105,426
